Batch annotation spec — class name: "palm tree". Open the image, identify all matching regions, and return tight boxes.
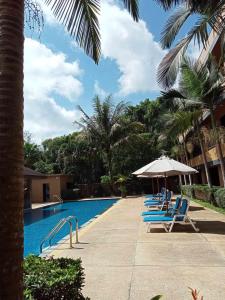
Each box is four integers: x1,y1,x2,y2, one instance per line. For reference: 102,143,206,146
155,0,225,88
161,56,225,186
180,57,225,186
0,1,139,298
75,96,144,180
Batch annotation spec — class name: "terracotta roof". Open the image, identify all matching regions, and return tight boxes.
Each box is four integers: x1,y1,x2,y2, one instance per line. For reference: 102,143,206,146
24,167,45,177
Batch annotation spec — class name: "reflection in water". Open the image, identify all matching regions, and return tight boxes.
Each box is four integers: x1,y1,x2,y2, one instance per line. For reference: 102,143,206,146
24,207,67,225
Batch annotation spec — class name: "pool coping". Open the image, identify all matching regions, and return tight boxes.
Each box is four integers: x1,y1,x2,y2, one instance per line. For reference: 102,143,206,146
39,198,121,257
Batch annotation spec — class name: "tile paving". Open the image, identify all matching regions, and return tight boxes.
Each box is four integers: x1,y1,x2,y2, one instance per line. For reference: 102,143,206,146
50,197,225,299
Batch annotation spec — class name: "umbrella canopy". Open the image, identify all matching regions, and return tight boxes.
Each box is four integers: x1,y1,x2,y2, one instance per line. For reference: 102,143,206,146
137,174,165,178
133,156,198,177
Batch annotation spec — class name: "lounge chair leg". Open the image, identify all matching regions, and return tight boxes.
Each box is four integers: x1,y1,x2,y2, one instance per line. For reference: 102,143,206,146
169,221,175,233
163,224,169,232
147,223,151,233
186,216,199,232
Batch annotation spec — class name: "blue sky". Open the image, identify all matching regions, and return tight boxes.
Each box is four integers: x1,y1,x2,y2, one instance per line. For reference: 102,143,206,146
24,0,198,142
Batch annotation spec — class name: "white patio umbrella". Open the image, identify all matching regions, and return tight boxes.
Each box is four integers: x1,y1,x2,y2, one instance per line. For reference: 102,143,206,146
134,155,197,195
133,156,198,177
133,156,198,211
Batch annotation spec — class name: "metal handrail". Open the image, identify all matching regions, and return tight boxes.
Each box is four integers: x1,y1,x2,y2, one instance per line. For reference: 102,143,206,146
53,194,64,203
40,216,79,253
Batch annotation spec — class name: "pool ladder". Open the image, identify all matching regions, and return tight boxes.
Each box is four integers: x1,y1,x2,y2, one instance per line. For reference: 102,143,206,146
40,216,79,254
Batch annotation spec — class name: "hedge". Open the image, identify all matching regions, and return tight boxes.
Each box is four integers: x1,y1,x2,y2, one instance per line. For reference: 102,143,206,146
214,188,225,209
24,255,89,300
181,184,222,206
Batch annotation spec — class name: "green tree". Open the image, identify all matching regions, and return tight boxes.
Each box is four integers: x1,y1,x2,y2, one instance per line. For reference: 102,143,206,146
161,56,225,186
156,0,225,88
0,0,139,298
24,133,42,169
76,96,144,180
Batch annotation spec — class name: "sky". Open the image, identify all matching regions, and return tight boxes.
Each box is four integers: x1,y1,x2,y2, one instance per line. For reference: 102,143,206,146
24,0,199,143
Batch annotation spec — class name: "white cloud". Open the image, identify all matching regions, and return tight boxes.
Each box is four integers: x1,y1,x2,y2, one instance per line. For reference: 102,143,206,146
24,38,82,143
93,81,108,98
100,0,166,95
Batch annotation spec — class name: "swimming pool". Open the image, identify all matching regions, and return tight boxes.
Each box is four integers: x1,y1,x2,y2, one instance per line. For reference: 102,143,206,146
24,199,118,256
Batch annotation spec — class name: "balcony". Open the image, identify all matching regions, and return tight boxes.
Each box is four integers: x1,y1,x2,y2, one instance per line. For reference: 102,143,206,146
189,144,225,167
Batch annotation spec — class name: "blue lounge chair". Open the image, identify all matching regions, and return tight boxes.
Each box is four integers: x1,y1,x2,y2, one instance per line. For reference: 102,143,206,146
144,191,172,207
142,197,182,216
143,199,199,233
144,188,165,201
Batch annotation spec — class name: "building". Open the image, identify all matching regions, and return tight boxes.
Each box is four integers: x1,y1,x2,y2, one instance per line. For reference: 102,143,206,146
31,174,74,203
24,167,74,208
24,167,46,209
185,30,225,186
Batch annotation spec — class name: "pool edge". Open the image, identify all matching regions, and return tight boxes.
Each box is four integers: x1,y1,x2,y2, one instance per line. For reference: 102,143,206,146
42,199,122,258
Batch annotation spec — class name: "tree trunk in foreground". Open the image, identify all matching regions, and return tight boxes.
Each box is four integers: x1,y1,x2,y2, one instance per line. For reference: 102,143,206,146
0,1,24,299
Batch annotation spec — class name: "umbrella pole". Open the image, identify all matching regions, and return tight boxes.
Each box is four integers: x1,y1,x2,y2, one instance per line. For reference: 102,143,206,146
151,178,154,195
157,177,160,194
165,175,169,212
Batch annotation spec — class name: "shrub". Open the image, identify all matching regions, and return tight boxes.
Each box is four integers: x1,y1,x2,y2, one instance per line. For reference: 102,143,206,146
214,188,225,209
24,255,89,300
100,175,111,184
181,185,194,198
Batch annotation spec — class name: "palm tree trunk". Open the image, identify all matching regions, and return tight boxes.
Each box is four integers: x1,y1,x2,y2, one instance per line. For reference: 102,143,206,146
196,121,212,188
182,133,190,184
0,1,24,299
209,107,225,187
106,150,113,181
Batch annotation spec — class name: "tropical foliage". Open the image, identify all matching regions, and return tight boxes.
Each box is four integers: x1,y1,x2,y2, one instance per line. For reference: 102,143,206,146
25,96,176,183
156,0,225,88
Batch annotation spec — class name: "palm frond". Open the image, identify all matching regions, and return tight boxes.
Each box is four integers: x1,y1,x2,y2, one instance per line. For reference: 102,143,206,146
160,89,185,100
122,0,139,21
154,0,187,10
158,12,211,88
180,58,205,99
157,37,190,88
45,0,101,63
161,6,191,49
154,0,221,12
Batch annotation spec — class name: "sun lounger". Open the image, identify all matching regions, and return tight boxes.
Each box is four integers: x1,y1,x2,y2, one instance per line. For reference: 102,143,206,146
142,197,182,216
145,188,165,201
144,188,166,201
143,199,199,233
144,191,172,207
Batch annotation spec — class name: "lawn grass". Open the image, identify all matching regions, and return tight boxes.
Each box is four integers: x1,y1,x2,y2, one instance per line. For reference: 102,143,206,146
191,197,225,215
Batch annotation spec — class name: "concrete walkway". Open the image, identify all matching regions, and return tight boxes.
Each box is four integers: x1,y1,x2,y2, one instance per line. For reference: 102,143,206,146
51,197,225,299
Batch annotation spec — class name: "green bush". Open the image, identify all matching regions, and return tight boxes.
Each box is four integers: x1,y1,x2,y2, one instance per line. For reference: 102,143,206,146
181,184,222,206
214,188,225,209
181,185,194,198
100,175,111,184
24,255,89,300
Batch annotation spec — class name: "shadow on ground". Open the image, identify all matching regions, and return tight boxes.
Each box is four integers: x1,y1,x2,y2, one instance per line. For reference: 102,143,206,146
196,220,225,234
189,206,205,211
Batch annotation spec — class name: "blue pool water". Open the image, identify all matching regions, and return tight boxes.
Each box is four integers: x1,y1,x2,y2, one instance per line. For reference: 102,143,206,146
24,199,117,256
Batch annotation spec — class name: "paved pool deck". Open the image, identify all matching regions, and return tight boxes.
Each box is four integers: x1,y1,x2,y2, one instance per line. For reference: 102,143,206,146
50,197,225,299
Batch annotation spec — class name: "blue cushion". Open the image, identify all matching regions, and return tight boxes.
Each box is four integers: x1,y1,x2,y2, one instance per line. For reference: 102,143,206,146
144,202,161,207
142,211,167,216
144,200,161,204
143,216,173,222
144,197,162,202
